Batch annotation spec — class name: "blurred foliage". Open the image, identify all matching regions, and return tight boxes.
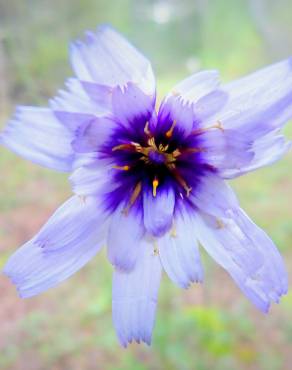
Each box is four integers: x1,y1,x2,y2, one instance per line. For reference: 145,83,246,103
0,0,292,370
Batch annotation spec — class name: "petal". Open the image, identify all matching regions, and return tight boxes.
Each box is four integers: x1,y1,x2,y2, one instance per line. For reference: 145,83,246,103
4,196,108,297
157,209,203,288
190,173,239,218
143,184,175,237
0,107,74,172
70,164,117,196
157,70,225,136
112,82,155,127
221,57,292,130
71,116,116,153
107,204,144,271
70,25,155,95
170,70,220,105
209,58,292,177
194,209,287,312
219,131,291,178
50,78,108,116
112,239,162,346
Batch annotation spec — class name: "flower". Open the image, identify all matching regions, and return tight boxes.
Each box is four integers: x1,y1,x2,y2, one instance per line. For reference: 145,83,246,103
1,25,292,347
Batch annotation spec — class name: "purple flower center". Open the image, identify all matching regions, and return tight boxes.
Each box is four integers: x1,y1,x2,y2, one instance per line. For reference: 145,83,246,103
102,118,218,212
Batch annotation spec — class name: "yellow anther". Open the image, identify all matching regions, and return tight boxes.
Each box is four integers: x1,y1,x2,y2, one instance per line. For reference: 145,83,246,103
112,165,130,171
165,120,176,138
152,177,159,197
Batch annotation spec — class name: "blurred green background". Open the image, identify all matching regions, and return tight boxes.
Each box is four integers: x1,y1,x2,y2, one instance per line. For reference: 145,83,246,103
0,0,292,369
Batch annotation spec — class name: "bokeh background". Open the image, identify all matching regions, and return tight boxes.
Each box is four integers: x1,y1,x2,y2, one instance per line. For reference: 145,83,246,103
0,0,292,369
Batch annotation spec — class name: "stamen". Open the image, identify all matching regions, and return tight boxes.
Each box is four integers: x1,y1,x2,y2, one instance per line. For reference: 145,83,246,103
173,170,192,197
165,120,176,138
190,120,224,136
112,143,134,152
172,149,181,158
144,121,152,137
123,181,142,215
112,165,130,171
152,177,159,197
182,147,206,154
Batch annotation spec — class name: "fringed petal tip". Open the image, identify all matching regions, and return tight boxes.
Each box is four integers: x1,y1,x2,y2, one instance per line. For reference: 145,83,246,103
112,240,162,348
69,25,155,96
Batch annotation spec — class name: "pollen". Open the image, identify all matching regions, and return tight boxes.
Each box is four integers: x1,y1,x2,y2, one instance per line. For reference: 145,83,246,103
165,120,176,138
152,177,159,197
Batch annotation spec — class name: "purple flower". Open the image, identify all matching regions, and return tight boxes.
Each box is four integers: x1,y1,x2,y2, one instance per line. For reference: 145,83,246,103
1,25,292,347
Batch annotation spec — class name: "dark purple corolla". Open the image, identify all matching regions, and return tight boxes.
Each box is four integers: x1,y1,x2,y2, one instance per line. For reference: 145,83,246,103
1,26,292,346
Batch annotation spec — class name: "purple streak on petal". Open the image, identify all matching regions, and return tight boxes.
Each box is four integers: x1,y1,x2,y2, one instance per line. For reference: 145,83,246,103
4,196,108,297
107,204,144,271
112,240,162,346
194,208,287,312
70,25,155,95
0,107,74,172
158,208,203,288
143,183,175,237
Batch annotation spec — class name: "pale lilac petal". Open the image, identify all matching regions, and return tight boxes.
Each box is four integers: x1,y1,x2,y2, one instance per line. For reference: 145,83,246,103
207,58,292,177
70,25,155,95
143,184,175,237
4,196,108,297
157,71,224,135
50,78,108,116
112,240,162,346
194,209,287,312
169,70,220,104
158,209,203,288
71,116,117,153
190,173,239,218
0,107,74,172
221,57,292,130
107,204,144,271
112,82,155,126
70,164,117,196
219,131,291,178
193,89,228,122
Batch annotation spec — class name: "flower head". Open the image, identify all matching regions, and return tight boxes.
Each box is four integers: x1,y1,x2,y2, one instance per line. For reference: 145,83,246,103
1,25,292,347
